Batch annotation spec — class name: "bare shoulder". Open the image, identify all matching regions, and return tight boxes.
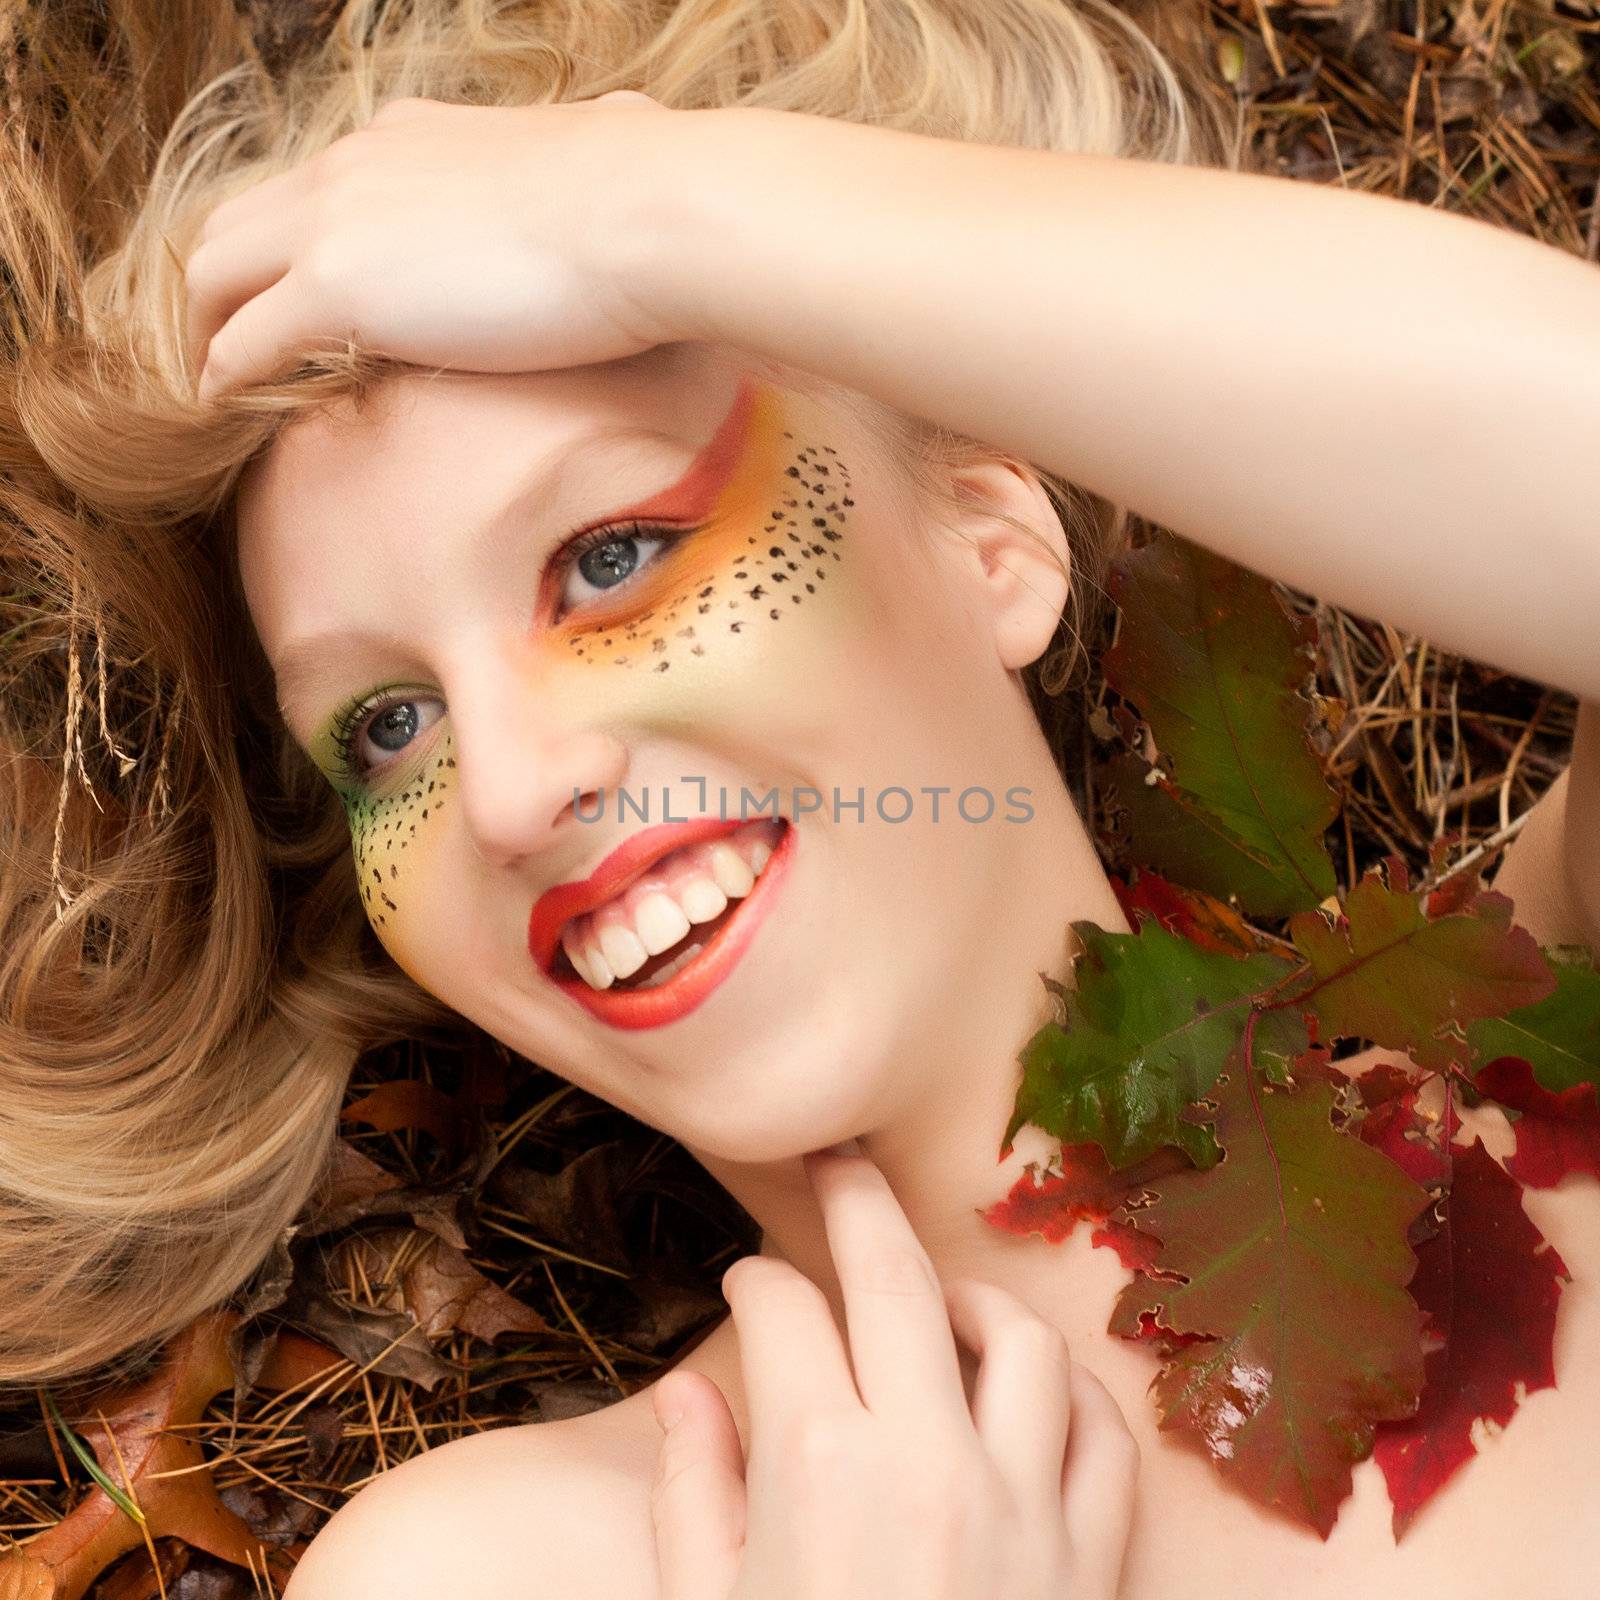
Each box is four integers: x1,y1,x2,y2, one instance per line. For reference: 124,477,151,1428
282,1387,664,1600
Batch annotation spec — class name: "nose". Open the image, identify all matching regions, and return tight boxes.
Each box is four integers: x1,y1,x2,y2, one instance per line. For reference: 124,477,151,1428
448,668,629,869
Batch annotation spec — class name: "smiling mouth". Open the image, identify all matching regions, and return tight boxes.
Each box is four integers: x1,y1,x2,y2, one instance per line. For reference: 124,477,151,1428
551,818,786,993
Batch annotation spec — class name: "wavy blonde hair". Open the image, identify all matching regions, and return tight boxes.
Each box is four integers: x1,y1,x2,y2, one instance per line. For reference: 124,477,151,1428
0,0,1237,1384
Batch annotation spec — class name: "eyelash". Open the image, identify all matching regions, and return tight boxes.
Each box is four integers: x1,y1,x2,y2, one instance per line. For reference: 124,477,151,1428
326,518,691,785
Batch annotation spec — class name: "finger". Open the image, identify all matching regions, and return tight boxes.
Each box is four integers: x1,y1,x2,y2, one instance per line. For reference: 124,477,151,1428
184,218,297,366
803,1146,970,1433
196,167,304,249
722,1254,860,1434
197,271,342,400
650,1371,746,1600
941,1277,1073,1512
1060,1362,1140,1587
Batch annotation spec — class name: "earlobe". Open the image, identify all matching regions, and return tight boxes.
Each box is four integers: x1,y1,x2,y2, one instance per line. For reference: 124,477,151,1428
946,456,1072,672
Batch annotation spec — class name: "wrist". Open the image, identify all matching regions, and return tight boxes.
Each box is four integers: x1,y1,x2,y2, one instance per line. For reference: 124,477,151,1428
599,104,759,350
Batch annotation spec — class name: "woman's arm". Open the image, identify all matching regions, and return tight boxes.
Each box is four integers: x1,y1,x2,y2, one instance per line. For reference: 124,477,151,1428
624,108,1600,704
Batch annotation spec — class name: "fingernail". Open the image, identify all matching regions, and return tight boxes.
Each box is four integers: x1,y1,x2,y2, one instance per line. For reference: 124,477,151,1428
654,1383,687,1431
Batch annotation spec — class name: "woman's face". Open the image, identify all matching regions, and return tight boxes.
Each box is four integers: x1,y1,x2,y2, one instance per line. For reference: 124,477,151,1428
236,342,1070,1160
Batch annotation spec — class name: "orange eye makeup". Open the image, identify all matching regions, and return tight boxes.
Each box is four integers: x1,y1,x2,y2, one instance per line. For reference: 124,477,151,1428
548,378,852,674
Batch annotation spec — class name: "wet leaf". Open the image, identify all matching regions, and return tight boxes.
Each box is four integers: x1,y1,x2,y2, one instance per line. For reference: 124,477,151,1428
1004,918,1300,1169
1107,1064,1432,1539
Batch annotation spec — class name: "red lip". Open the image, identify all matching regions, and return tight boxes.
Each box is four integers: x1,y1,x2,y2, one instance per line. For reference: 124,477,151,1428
527,816,795,1030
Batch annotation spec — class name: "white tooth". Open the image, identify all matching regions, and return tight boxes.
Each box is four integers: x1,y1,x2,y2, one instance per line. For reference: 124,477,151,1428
561,922,614,990
598,920,649,980
746,837,774,874
708,842,756,899
634,891,691,955
678,874,728,924
581,938,615,990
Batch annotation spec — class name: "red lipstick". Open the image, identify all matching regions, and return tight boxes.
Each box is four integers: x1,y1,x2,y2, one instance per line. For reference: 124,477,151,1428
527,817,795,1030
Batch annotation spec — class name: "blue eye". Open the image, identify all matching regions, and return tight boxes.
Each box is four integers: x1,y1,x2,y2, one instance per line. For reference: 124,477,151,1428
332,694,445,780
556,521,684,614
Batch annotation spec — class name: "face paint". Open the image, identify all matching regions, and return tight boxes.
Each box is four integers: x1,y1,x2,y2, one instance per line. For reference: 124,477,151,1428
534,377,868,736
311,373,870,963
307,713,457,952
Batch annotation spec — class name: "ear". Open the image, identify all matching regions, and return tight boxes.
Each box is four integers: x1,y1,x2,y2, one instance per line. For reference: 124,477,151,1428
943,456,1071,672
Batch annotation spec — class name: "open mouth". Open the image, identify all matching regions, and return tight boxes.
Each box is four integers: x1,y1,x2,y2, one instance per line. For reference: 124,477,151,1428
532,817,794,1030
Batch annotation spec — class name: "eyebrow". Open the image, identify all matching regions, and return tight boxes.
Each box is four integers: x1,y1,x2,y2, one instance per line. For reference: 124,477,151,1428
271,385,756,731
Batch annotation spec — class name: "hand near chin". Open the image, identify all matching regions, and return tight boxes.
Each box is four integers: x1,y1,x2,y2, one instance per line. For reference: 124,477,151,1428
647,1142,1142,1600
185,91,693,399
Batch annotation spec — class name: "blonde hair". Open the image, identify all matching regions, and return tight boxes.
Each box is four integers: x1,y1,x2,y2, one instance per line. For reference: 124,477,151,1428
0,0,1237,1384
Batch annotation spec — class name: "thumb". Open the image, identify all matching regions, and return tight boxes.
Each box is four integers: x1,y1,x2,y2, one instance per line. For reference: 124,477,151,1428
649,1370,746,1600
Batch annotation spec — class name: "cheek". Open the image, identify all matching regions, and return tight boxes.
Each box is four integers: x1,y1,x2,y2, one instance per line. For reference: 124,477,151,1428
342,730,458,979
539,429,869,732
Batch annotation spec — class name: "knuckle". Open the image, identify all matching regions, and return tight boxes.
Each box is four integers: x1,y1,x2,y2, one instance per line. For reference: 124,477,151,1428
1002,1310,1072,1372
788,1412,860,1479
183,239,222,296
723,1254,815,1307
839,1247,939,1298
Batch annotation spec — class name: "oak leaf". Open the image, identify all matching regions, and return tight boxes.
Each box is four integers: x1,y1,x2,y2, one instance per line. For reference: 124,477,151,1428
3,1312,278,1600
1286,857,1555,1070
1107,1060,1432,1538
1004,918,1300,1169
1102,531,1340,917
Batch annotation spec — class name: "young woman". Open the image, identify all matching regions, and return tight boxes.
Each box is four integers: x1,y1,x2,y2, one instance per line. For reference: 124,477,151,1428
4,2,1597,1596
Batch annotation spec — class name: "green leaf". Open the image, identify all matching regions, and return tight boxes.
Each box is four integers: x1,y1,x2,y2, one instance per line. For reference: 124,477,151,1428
1105,751,1324,917
1465,944,1600,1101
1108,1061,1432,1539
1103,531,1339,917
1286,859,1556,1071
1006,919,1299,1169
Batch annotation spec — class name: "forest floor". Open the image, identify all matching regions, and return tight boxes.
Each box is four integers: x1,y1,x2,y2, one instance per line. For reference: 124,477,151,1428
3,2,1596,1595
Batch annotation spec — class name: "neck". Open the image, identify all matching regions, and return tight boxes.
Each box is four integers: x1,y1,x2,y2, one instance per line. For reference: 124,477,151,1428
684,771,1130,1348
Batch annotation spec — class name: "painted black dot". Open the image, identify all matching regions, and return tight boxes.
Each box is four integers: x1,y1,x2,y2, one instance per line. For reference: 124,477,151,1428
730,621,744,633
747,585,766,600
805,583,815,593
768,546,783,558
769,608,781,619
785,466,799,477
654,661,670,673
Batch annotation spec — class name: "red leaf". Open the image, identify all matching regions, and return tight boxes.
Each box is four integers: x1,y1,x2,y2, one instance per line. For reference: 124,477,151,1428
1352,1064,1451,1192
980,1142,1185,1270
1473,1055,1600,1187
1107,1063,1431,1538
1370,1137,1571,1539
1110,870,1263,957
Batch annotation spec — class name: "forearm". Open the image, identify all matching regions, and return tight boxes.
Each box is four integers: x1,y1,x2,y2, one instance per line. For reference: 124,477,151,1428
634,108,1600,701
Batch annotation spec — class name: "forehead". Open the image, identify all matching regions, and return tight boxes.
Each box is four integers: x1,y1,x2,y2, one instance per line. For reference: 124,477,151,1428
237,345,793,655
